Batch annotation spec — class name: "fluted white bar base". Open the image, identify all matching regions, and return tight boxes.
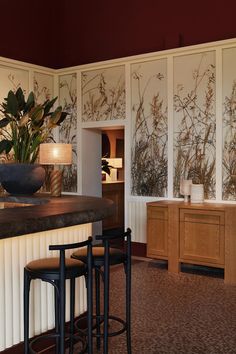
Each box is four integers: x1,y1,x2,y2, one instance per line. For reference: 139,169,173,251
0,223,92,351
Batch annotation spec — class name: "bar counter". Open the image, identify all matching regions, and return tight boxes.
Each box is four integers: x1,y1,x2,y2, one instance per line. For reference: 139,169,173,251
0,194,114,351
0,193,115,239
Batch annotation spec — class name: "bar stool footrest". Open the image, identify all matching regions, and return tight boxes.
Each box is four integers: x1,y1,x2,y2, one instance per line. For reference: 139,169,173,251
28,331,87,354
75,314,127,338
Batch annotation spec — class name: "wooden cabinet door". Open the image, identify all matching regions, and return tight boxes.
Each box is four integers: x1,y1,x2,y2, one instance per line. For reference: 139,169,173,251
102,182,124,230
147,206,168,259
179,209,225,266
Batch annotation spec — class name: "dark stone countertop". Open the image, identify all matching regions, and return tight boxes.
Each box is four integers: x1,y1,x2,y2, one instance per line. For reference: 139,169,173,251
0,194,115,239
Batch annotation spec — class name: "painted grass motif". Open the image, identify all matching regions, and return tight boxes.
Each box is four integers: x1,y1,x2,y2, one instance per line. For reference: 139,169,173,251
33,74,54,192
59,74,77,192
131,66,168,196
223,80,236,200
82,66,125,121
174,54,216,199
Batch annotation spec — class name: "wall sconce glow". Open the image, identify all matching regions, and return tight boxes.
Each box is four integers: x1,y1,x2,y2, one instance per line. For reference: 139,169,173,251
106,158,123,169
39,143,72,197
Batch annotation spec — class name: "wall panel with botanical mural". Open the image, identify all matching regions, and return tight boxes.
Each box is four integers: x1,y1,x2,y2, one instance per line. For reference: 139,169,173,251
131,59,168,196
222,47,236,200
59,73,77,192
173,52,216,199
81,66,125,121
33,72,54,104
33,72,54,191
0,66,29,102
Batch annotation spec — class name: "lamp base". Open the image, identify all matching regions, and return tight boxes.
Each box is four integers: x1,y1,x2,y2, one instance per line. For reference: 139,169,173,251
50,170,62,197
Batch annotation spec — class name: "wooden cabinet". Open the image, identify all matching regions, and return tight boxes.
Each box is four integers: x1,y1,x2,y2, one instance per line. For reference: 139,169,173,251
147,201,236,284
102,181,124,230
147,206,168,259
179,209,225,267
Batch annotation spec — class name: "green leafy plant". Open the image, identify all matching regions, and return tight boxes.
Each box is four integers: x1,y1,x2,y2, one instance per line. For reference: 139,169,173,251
102,158,113,175
0,87,68,163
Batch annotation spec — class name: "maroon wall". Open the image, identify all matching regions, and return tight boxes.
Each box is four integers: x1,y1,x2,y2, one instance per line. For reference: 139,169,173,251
1,0,236,69
58,0,236,68
0,0,60,68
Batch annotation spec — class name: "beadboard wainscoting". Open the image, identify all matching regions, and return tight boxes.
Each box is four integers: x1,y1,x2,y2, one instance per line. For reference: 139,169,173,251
0,223,91,351
127,200,148,244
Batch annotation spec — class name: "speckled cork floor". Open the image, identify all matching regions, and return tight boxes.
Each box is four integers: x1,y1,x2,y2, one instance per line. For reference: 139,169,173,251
77,259,236,354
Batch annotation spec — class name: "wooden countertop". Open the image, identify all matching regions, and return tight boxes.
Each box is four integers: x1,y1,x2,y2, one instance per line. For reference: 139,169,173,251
147,199,236,211
0,194,114,239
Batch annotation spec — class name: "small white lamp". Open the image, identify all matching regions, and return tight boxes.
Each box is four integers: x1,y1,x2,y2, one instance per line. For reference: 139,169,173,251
39,143,72,197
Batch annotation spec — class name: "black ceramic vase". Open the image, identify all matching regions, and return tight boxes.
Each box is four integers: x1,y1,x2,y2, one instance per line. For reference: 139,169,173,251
0,163,46,195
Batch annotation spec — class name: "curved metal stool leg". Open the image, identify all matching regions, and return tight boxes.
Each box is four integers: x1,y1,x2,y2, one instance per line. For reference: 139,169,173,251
24,269,31,354
69,278,75,354
95,267,101,349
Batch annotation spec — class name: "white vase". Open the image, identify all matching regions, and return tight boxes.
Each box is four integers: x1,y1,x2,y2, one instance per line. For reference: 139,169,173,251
190,184,204,203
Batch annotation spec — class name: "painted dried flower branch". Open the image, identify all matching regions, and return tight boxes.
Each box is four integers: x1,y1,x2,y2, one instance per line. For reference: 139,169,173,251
34,78,51,103
174,56,216,199
222,80,236,200
131,69,168,196
82,69,125,121
59,74,77,192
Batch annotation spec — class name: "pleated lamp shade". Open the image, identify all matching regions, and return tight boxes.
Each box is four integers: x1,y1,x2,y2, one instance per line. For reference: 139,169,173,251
39,143,72,165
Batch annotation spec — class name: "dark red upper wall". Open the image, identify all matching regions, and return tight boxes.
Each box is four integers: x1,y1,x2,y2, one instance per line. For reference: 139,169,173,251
0,0,60,68
57,0,236,68
1,0,236,69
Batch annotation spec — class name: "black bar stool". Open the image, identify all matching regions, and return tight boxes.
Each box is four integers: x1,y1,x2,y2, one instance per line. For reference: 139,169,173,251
71,228,132,354
24,237,93,354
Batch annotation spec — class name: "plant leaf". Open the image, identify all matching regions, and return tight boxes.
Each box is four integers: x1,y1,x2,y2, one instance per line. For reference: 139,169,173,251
0,139,13,154
15,87,26,111
56,111,68,125
30,105,44,122
6,90,19,116
24,91,35,113
18,114,29,127
49,106,62,125
43,96,58,116
0,117,10,128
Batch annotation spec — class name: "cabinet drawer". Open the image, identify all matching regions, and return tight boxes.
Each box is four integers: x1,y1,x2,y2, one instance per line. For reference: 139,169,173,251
180,209,225,225
147,206,168,220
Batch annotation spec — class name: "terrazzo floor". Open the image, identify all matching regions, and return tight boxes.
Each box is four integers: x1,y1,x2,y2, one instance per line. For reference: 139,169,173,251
83,259,236,354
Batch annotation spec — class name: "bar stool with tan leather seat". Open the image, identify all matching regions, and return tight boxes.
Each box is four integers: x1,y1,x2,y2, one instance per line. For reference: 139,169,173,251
71,228,132,354
24,237,93,354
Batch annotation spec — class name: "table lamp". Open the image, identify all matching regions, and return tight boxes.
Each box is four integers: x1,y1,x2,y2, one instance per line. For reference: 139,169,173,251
180,179,192,202
39,143,72,197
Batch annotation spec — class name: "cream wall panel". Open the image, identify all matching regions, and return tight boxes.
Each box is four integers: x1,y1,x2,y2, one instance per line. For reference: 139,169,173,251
173,51,216,199
222,47,236,200
33,72,54,103
0,66,29,105
127,201,147,243
131,58,168,197
81,65,125,122
59,73,78,193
